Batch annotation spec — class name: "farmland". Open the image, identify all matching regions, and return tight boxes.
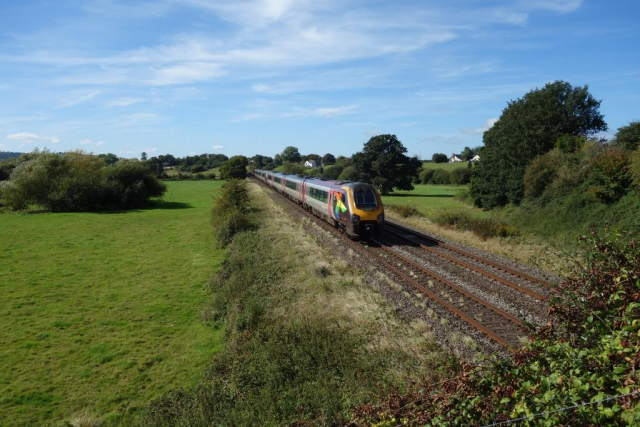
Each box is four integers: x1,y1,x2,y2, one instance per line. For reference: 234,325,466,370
382,184,482,217
0,181,225,426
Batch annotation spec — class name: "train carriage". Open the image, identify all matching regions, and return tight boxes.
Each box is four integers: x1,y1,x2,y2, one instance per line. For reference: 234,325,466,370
254,169,384,238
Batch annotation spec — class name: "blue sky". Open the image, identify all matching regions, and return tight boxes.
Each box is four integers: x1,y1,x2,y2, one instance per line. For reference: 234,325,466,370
0,0,638,159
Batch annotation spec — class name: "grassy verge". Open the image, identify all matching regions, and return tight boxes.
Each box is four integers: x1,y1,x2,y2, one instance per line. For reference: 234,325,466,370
141,182,458,426
0,181,226,426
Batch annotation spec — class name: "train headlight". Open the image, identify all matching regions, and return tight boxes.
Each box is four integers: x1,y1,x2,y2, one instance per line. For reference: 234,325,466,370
352,214,360,224
377,213,384,222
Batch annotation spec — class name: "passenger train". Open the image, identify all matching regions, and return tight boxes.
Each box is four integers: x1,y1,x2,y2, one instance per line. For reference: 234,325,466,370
253,169,385,238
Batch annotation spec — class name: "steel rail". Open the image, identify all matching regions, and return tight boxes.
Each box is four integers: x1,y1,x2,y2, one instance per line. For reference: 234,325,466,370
385,221,555,290
382,227,548,301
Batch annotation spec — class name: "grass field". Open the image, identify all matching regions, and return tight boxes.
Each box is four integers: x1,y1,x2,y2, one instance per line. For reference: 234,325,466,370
421,161,472,171
382,184,485,217
164,166,219,177
0,181,225,426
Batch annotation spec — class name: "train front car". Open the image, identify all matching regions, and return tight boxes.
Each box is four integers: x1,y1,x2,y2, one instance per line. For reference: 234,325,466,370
342,182,384,237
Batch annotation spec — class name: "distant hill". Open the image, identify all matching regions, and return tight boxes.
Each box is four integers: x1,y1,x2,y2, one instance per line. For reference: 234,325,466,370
0,152,23,161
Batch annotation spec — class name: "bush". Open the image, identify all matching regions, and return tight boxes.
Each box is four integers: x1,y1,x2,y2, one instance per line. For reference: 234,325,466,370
589,147,632,203
322,165,343,180
220,156,248,180
281,162,305,175
338,166,358,181
631,148,640,187
432,153,448,163
429,169,451,185
420,168,435,184
0,152,166,211
210,180,253,247
387,203,421,218
449,167,471,185
432,211,520,240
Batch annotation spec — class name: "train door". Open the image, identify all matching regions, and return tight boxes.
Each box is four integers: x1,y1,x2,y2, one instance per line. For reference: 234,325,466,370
331,190,349,232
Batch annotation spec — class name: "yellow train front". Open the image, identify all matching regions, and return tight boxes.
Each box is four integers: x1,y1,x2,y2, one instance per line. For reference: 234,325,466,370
338,182,385,237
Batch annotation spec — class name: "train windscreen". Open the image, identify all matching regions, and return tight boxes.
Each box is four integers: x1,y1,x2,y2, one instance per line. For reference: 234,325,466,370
353,186,377,209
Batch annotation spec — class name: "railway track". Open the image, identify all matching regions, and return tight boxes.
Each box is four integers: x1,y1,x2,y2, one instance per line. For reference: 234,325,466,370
384,221,554,292
253,178,542,350
381,223,551,302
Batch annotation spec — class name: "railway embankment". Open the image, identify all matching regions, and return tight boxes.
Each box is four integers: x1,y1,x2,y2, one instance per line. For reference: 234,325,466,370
141,180,458,426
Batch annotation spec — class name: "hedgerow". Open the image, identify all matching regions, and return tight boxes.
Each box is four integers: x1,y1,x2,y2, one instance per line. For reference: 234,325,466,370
352,228,640,426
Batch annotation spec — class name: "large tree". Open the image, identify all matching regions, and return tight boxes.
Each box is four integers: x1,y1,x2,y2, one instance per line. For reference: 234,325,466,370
351,134,421,194
220,156,248,180
281,146,301,163
471,81,607,208
432,153,448,163
322,153,336,164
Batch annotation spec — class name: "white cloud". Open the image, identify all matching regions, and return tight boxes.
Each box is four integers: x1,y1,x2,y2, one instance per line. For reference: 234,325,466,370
144,147,157,153
107,97,140,107
461,117,499,135
79,139,92,145
6,132,60,144
58,90,101,108
149,62,222,85
213,144,224,150
523,0,583,14
95,140,106,146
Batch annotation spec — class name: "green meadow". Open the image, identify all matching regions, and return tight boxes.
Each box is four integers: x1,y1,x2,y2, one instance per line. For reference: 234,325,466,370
421,161,470,171
382,184,484,217
0,181,225,426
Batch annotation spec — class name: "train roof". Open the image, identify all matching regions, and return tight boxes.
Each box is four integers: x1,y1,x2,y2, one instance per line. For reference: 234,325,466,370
254,169,376,191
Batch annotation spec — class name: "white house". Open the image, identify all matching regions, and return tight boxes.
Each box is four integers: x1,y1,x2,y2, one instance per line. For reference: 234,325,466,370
304,160,318,168
449,154,463,163
470,154,481,162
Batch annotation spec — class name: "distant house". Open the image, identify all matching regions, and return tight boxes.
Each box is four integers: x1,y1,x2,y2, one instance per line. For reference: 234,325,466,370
449,154,463,163
304,160,318,168
470,154,481,162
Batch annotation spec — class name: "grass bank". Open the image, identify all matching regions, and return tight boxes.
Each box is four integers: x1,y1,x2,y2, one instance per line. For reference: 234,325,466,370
0,181,226,426
141,182,458,426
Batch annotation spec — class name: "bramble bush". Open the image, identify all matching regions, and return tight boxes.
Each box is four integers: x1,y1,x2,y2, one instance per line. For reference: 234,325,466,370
432,211,520,240
353,228,640,426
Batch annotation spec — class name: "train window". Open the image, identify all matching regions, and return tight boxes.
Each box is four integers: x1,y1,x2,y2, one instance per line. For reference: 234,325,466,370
309,187,328,203
274,177,282,184
286,180,298,191
354,187,377,209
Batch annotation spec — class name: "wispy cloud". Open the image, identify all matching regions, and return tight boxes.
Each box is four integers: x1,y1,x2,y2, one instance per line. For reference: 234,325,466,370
58,90,100,108
212,144,224,150
6,132,60,144
107,97,140,108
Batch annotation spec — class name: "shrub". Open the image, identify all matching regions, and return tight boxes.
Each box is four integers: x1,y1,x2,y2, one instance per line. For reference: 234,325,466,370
219,155,248,180
387,203,421,218
630,147,640,187
429,169,451,185
281,162,305,175
210,180,252,247
432,153,448,163
338,166,358,181
0,152,166,211
588,147,632,203
523,153,558,198
322,165,343,180
432,211,520,240
420,168,435,184
449,167,471,185
453,188,472,204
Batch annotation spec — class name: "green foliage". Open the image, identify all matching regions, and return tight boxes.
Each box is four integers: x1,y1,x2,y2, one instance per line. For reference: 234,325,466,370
471,81,607,208
430,169,451,185
322,153,336,164
351,135,422,194
420,168,436,184
589,148,632,203
614,121,640,151
281,161,305,175
449,168,472,185
143,229,415,427
432,153,448,163
386,203,422,218
281,146,301,163
97,152,119,166
0,151,166,211
354,229,640,426
338,165,358,181
210,180,253,247
555,134,586,153
432,210,520,240
219,155,248,180
631,148,640,187
322,164,344,180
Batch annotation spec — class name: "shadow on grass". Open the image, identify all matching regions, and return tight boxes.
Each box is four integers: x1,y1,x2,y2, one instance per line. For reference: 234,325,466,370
93,200,193,214
386,194,454,198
